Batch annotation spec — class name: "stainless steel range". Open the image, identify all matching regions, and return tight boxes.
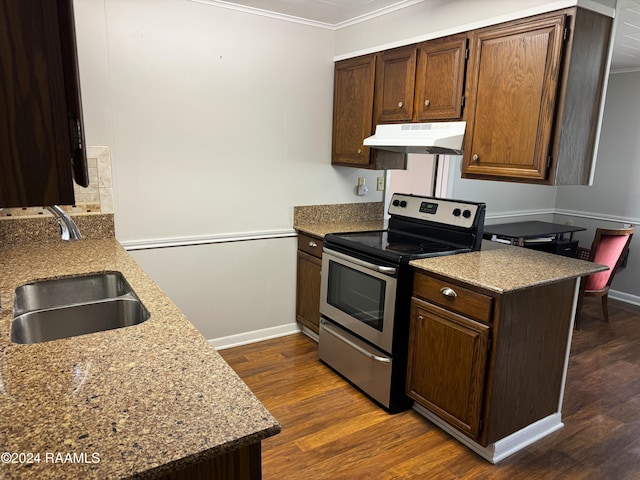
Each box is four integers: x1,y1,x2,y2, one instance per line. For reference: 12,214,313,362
319,193,486,412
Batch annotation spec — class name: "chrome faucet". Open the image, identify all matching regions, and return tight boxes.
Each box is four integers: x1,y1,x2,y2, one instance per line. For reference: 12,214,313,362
46,205,82,241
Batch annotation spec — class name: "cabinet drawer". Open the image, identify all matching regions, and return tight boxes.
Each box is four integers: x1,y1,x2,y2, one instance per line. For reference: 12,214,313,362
413,273,493,323
298,233,323,259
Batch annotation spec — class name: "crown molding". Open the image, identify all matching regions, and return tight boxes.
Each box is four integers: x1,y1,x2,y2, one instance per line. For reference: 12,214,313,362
186,0,424,30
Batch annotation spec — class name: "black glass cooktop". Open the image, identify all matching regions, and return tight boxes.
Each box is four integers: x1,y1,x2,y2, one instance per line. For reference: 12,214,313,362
325,229,470,264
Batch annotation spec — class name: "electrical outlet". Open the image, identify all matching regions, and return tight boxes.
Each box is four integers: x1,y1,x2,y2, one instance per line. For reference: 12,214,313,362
377,177,385,191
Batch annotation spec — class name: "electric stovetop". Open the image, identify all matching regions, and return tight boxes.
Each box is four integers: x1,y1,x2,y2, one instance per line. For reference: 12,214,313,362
326,229,471,263
324,193,486,264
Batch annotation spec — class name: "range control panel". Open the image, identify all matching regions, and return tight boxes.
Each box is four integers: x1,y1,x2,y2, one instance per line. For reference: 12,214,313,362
388,193,484,229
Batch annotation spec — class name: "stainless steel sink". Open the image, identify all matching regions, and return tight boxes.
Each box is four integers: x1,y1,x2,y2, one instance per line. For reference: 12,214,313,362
11,272,150,344
11,298,149,344
13,272,135,316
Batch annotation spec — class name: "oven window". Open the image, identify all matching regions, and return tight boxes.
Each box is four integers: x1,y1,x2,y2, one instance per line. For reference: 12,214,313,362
327,262,386,331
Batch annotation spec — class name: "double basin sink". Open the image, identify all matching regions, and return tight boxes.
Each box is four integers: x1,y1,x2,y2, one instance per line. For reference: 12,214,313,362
11,272,150,344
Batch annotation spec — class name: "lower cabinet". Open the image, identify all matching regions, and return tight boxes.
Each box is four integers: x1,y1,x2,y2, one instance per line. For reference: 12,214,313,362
407,298,490,440
296,233,323,335
408,269,576,447
157,443,261,480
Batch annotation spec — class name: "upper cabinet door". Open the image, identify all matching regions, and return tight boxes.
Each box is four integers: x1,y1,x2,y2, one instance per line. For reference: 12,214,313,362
462,14,566,183
374,45,417,124
332,54,376,167
0,0,87,208
414,34,468,121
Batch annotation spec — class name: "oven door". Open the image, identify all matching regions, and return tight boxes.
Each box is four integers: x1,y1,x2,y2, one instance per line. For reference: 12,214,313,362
320,248,397,354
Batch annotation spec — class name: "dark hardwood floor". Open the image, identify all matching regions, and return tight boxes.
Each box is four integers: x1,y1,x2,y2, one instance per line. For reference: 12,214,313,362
219,298,640,479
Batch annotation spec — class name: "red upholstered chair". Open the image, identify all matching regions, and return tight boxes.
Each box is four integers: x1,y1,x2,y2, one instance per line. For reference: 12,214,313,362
574,226,635,330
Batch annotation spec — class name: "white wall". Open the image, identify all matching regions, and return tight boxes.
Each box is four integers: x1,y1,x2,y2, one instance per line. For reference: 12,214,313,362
74,0,634,343
448,158,558,222
556,72,640,218
131,237,297,341
77,0,384,241
75,0,384,343
388,155,436,198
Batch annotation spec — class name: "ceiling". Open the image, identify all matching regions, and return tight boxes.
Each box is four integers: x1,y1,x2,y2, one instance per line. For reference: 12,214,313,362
201,0,640,72
614,0,640,71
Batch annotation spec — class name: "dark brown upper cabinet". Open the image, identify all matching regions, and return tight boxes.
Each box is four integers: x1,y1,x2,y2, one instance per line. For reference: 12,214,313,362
0,0,88,208
331,35,468,170
374,45,417,124
461,8,612,185
414,34,468,122
332,54,405,170
332,54,376,168
373,35,468,126
331,8,611,181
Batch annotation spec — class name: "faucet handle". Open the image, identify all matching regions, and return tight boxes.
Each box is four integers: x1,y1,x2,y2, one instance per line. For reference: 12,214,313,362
46,205,82,241
55,216,72,241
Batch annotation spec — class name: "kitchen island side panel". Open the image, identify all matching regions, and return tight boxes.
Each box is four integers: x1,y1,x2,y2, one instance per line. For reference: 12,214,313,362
482,278,576,445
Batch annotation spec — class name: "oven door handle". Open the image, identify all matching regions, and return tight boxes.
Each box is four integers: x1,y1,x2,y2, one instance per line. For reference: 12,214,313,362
321,319,391,364
323,248,397,275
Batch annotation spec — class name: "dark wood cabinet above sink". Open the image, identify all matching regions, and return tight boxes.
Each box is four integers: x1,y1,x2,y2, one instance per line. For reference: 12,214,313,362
0,0,89,208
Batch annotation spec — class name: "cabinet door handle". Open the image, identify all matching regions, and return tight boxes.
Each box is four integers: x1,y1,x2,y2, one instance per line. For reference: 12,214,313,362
398,101,403,108
308,241,317,248
472,154,479,162
418,315,424,321
357,148,362,154
440,287,458,298
424,99,430,106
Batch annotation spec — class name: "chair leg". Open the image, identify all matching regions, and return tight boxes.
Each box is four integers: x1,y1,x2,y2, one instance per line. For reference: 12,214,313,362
601,294,610,323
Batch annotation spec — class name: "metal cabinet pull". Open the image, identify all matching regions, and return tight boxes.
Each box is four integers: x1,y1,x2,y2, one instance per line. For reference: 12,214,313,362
398,101,403,108
424,99,430,106
472,154,479,162
418,315,424,321
357,148,362,154
308,241,317,248
440,287,458,298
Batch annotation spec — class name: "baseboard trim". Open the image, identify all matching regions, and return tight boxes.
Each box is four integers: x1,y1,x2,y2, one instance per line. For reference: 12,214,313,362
412,403,563,463
485,208,555,220
554,209,640,226
609,289,640,307
210,323,301,350
488,208,640,227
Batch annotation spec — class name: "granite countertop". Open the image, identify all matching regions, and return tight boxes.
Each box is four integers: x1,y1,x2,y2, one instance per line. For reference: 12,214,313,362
410,240,608,293
294,220,386,238
293,201,386,238
0,237,280,479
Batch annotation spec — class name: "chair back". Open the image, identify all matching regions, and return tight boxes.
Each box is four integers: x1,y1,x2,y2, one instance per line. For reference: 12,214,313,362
584,226,635,292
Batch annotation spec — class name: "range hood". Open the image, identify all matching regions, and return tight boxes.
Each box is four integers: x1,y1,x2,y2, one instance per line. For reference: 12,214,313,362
363,121,466,155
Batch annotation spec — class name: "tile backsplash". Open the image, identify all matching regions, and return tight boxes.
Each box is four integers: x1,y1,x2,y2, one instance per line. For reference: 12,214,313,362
1,146,113,217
